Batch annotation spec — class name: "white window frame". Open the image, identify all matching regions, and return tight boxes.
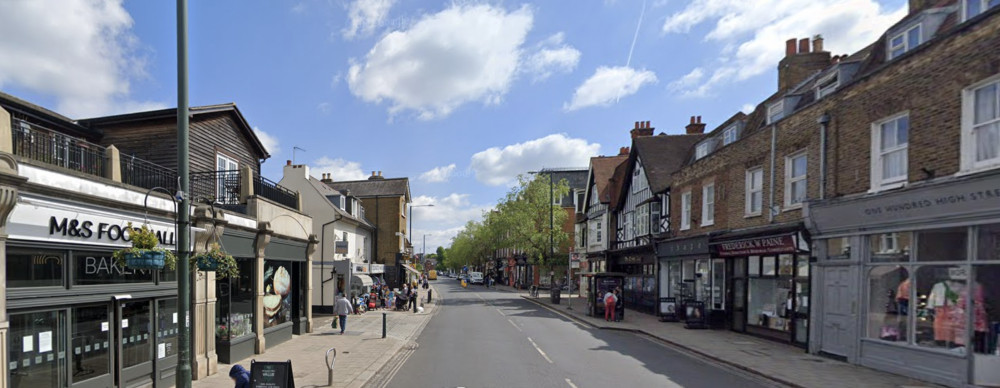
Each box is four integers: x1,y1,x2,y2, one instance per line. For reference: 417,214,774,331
815,72,839,99
784,151,808,208
632,161,647,194
880,233,899,253
701,183,715,227
767,101,784,125
681,191,692,231
961,74,1000,174
636,203,650,236
722,125,738,146
695,143,710,160
745,168,763,216
963,0,1000,21
888,24,921,60
870,112,910,191
595,217,602,244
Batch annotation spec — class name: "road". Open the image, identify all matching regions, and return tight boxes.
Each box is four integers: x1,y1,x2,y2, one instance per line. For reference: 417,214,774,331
380,279,776,388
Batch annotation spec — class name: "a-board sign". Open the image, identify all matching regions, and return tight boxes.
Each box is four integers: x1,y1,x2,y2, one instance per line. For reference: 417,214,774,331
659,297,678,322
683,300,708,329
250,359,295,388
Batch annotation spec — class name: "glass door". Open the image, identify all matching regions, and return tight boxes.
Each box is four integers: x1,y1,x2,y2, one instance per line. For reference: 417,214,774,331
731,258,747,332
71,305,112,388
9,310,66,388
116,300,153,388
154,299,178,387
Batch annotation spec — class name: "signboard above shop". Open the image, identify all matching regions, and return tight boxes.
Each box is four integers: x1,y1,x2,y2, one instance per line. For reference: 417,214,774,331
712,233,808,257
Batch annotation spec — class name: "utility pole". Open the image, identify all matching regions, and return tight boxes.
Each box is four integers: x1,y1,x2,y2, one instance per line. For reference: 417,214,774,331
175,0,192,385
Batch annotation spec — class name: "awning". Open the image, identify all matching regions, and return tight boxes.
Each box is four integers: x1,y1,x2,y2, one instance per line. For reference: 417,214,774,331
352,274,373,288
401,264,421,275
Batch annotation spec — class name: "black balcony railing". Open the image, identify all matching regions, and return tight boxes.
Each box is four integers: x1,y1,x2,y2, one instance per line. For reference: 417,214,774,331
12,118,107,177
254,174,298,209
120,155,178,192
191,170,243,212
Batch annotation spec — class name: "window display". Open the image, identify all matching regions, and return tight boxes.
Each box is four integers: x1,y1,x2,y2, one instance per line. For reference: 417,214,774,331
915,265,982,351
7,249,63,288
157,299,178,359
217,258,254,341
264,259,294,328
867,266,910,342
668,261,681,298
749,277,792,332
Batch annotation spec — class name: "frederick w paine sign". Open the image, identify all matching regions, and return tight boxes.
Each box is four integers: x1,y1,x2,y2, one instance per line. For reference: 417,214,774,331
714,235,798,257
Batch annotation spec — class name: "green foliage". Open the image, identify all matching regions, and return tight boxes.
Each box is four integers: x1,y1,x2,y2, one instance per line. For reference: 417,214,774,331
193,243,240,279
112,222,177,270
445,173,570,271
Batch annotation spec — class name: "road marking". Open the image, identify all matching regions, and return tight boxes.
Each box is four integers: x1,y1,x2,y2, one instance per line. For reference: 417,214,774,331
495,308,505,317
565,378,579,388
508,318,522,332
526,337,553,364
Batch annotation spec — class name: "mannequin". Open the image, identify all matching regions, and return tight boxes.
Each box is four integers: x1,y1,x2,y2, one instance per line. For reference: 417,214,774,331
928,271,986,347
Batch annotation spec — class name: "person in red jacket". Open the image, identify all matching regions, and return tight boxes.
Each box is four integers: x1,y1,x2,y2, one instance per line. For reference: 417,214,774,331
604,289,617,321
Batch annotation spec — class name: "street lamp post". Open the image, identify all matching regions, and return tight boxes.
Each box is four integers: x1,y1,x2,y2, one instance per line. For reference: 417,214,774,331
409,204,434,260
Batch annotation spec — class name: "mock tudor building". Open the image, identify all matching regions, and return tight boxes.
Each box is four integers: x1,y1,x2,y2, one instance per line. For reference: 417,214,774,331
575,152,629,288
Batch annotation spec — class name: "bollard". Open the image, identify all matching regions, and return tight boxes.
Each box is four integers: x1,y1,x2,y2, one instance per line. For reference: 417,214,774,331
326,347,337,386
428,289,432,303
382,312,387,339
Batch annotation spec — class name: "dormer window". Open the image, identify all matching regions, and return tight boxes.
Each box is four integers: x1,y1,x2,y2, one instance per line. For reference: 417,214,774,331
767,101,785,124
888,24,921,60
816,72,839,99
722,125,738,146
965,0,1000,21
695,143,710,160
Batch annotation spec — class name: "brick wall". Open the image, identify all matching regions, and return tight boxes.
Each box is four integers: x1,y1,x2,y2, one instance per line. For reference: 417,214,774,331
359,196,404,265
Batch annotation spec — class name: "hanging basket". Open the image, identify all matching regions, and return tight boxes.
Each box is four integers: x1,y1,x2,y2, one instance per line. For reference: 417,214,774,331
195,254,220,271
125,250,166,270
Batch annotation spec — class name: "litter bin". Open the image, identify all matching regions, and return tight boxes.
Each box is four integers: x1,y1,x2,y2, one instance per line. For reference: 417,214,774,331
551,288,561,304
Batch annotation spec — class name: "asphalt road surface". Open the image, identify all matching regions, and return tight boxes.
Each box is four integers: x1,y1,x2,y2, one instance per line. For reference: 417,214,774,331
381,279,776,388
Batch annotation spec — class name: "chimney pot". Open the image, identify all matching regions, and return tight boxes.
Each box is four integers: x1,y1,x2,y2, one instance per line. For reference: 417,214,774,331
685,116,707,134
697,116,702,123
785,38,797,57
286,160,292,166
371,171,376,177
635,121,640,129
812,35,824,52
645,121,651,128
690,116,696,124
378,171,382,177
798,38,810,54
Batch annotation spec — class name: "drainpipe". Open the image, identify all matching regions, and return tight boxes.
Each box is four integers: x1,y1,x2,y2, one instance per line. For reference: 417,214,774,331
818,113,831,200
768,124,777,223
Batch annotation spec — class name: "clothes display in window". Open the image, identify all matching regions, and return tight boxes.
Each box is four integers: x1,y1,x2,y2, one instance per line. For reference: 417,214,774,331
927,278,986,347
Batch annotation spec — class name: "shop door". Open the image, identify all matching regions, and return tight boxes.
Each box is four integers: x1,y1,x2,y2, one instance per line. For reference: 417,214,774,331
820,266,856,359
153,299,179,387
730,258,747,332
115,300,153,388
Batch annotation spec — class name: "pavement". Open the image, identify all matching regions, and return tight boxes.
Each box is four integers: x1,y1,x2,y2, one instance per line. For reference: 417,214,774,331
494,284,941,388
383,280,776,388
192,287,437,388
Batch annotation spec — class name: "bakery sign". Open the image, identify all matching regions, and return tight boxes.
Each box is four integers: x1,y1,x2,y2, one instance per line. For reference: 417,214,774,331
714,234,799,257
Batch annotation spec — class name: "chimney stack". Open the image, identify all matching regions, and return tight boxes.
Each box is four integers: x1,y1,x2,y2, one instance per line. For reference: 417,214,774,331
286,160,292,166
778,35,832,91
685,116,707,134
630,120,654,139
619,147,630,156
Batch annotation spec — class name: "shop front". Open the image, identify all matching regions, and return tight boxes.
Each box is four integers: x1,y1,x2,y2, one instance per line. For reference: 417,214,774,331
657,236,726,326
5,194,180,388
262,237,309,340
215,228,256,365
808,171,1000,387
608,249,656,314
711,226,811,346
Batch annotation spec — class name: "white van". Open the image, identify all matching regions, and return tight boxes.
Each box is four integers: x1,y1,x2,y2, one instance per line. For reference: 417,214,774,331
468,272,484,285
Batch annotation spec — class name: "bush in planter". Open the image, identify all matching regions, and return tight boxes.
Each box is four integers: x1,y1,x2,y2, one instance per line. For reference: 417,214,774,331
112,223,177,270
193,243,239,279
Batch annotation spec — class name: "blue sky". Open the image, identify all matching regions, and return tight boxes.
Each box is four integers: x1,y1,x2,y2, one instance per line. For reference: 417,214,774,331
0,0,908,252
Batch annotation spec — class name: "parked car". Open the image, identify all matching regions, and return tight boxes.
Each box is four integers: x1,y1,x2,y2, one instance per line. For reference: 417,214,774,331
469,272,484,285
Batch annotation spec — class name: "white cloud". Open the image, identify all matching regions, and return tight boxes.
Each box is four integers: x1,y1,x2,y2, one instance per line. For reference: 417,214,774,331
470,134,599,186
523,32,581,82
311,157,369,181
342,0,396,40
667,67,704,91
0,0,164,117
741,103,755,114
420,164,457,183
347,4,533,120
564,66,657,111
663,0,906,97
253,127,280,156
410,193,492,252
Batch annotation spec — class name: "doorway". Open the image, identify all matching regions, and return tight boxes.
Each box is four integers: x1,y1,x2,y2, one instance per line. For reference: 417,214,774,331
819,266,856,359
115,299,153,388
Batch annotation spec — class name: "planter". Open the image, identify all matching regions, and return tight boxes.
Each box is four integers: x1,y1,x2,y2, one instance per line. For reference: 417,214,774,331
125,250,166,269
195,255,220,271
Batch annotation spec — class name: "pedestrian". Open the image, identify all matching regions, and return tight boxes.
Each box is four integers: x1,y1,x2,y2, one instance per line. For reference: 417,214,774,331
614,288,625,322
334,292,351,334
229,364,250,388
409,287,418,312
604,288,617,322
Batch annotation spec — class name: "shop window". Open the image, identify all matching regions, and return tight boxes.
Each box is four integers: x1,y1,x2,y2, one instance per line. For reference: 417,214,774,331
797,257,810,277
973,265,1000,358
795,277,810,344
762,256,777,276
73,252,154,285
712,259,726,310
217,258,254,341
696,259,711,303
869,232,912,262
916,227,968,262
72,305,110,383
263,259,294,328
867,266,910,343
121,300,151,368
157,299,178,359
779,254,795,276
7,249,64,288
826,238,851,260
668,261,682,298
978,223,1000,261
749,256,761,276
915,265,969,351
749,277,792,332
9,310,65,387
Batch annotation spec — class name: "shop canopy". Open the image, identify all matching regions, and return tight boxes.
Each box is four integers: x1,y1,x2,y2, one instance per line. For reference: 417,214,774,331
401,264,421,275
352,274,373,288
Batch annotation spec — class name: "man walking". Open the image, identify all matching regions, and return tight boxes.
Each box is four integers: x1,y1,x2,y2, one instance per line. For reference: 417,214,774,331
334,292,352,334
